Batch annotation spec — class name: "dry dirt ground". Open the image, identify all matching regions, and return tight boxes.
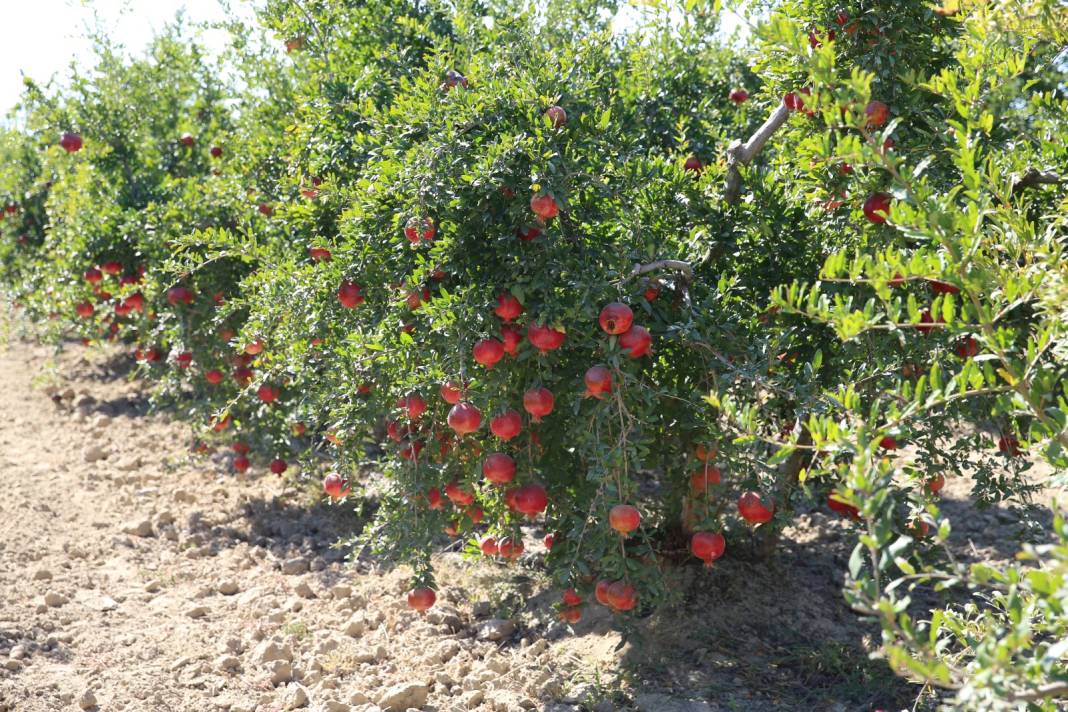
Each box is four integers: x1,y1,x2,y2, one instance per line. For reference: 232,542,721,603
0,320,1062,712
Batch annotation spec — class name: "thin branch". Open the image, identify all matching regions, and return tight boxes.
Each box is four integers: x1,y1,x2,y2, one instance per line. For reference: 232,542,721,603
1009,682,1068,703
724,103,791,204
1012,168,1066,194
627,259,693,281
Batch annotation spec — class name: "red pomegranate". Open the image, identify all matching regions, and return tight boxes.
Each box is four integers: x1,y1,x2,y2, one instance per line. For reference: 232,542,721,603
690,532,726,566
270,459,288,475
494,293,523,322
210,145,223,158
543,533,555,550
599,302,633,335
440,381,464,404
407,587,436,612
527,324,566,353
619,325,652,358
232,442,251,455
998,436,1022,456
562,588,582,606
205,369,224,385
75,301,95,318
879,436,899,450
560,606,582,624
523,387,555,421
258,203,273,216
398,393,427,419
308,247,332,262
211,414,231,432
584,365,612,398
101,261,123,275
480,537,498,556
926,475,946,494
323,473,349,499
257,384,280,403
337,281,364,308
444,480,475,506
498,536,524,560
605,581,637,611
729,88,749,104
864,100,889,128
232,366,253,386
863,192,892,224
827,493,859,519
447,402,482,435
683,155,703,173
426,488,445,510
482,453,516,484
403,216,436,243
84,267,103,284
473,338,505,368
501,325,522,356
928,279,961,295
516,225,542,242
545,105,567,128
176,352,193,369
60,131,83,153
608,505,640,535
512,484,548,518
737,491,775,525
245,340,264,355
233,455,250,473
466,505,484,524
530,192,559,219
689,465,722,494
490,410,522,441
179,132,195,147
595,580,612,606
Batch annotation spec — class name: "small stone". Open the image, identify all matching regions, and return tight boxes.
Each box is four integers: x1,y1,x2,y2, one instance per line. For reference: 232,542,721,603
376,682,428,711
91,415,111,429
4,660,22,672
330,584,352,599
44,591,68,608
9,645,27,660
269,660,294,686
294,581,315,599
122,519,154,538
83,445,109,463
173,489,196,504
33,569,52,581
460,690,484,709
282,684,309,709
78,689,97,710
144,580,162,593
343,614,366,638
216,655,241,672
186,606,209,619
253,640,294,664
471,601,492,617
281,558,309,575
218,581,239,596
474,619,515,641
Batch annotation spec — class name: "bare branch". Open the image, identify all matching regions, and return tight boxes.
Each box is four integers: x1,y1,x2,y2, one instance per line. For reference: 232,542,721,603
1010,682,1068,703
1012,168,1066,193
627,259,693,281
725,103,791,204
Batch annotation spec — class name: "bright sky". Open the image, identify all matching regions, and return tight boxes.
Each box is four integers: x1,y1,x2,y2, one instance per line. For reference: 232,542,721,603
1,0,241,116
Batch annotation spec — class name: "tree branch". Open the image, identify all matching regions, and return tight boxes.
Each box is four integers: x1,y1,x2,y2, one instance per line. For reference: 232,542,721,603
725,103,791,204
1012,168,1065,193
627,259,693,281
1009,682,1068,703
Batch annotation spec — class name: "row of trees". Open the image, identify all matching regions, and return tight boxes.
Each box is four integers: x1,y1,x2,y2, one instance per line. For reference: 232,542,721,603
1,1,1065,708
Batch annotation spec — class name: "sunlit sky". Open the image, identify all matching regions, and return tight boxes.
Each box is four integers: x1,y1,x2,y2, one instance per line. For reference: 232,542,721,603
2,1,747,117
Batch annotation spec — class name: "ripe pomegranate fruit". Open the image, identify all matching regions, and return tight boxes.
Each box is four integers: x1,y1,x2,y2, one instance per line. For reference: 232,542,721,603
501,325,522,356
562,588,582,607
955,336,979,359
523,387,555,421
599,302,633,335
729,88,749,104
683,155,703,173
258,203,273,216
164,286,194,306
584,365,612,398
530,192,559,219
863,192,892,224
323,473,349,499
689,465,722,494
337,281,364,308
211,414,231,432
308,247,332,262
864,100,890,128
512,484,548,518
998,436,1022,456
606,581,637,611
543,533,555,550
60,131,83,153
466,506,484,523
490,410,522,440
619,325,652,358
175,352,192,369
257,384,280,403
84,267,103,284
480,537,498,556
292,422,307,436
440,381,464,404
498,536,524,560
473,338,505,368
926,475,946,494
270,459,288,475
879,436,899,450
609,504,641,535
426,488,445,510
527,324,566,353
494,293,523,322
407,587,436,612
595,580,612,606
179,132,195,147
737,491,775,525
691,532,726,566
827,493,860,519
210,145,223,158
559,607,583,624
444,480,475,506
101,261,122,275
928,279,961,295
516,225,542,241
75,301,94,318
232,366,253,386
245,340,264,355
205,369,224,385
403,216,436,243
545,105,567,128
233,455,250,473
482,453,516,484
398,393,427,419
447,402,482,435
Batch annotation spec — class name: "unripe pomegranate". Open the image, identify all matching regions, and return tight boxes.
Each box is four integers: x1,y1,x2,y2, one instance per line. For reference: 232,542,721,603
619,325,652,358
737,491,775,524
527,324,566,353
407,587,436,612
270,459,288,475
233,455,250,473
494,293,523,322
523,387,555,421
609,504,641,535
473,338,505,368
447,402,482,435
863,192,892,224
444,480,475,506
864,100,890,128
205,369,224,385
599,302,633,334
691,532,726,566
480,537,498,556
498,536,524,560
606,581,637,611
530,192,559,219
75,301,95,318
545,105,567,128
338,281,364,308
398,393,427,419
584,365,612,398
683,155,703,173
501,325,522,356
440,381,464,404
926,475,946,494
827,493,859,519
257,384,280,403
512,484,548,518
84,267,103,284
482,453,516,484
689,465,722,494
60,131,83,153
729,88,749,104
403,216,436,243
490,410,522,440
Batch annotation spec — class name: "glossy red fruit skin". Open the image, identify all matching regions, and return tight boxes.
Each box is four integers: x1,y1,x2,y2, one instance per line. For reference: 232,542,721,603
783,91,802,111
584,365,612,398
864,100,890,128
270,459,288,475
60,132,84,153
527,324,566,353
444,480,475,506
501,325,522,356
210,145,223,158
863,192,892,224
523,387,555,421
323,473,348,498
595,580,613,606
545,105,567,128
562,588,582,606
691,532,726,566
729,88,749,104
482,453,516,484
609,504,641,535
530,193,559,219
407,587,436,611
233,455,250,473
619,325,652,358
737,491,775,525
543,533,555,550
879,436,899,450
337,281,365,308
447,402,482,435
512,483,548,517
827,493,860,519
84,267,103,284
498,536,524,560
480,537,498,556
683,155,703,173
257,384,280,403
490,410,522,440
398,394,427,420
205,369,224,385
75,301,95,318
598,302,633,335
473,338,505,368
494,293,523,322
926,475,946,494
440,381,463,404
689,465,722,495
606,581,637,611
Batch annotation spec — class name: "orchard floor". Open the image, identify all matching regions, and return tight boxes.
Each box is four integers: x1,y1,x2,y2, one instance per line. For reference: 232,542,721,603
0,317,1061,712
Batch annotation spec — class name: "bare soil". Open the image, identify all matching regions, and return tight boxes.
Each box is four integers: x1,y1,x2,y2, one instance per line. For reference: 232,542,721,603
0,316,1060,712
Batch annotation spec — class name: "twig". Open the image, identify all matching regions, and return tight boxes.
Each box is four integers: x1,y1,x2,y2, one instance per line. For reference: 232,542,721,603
1012,168,1066,194
627,259,693,281
1009,682,1068,703
724,103,791,204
